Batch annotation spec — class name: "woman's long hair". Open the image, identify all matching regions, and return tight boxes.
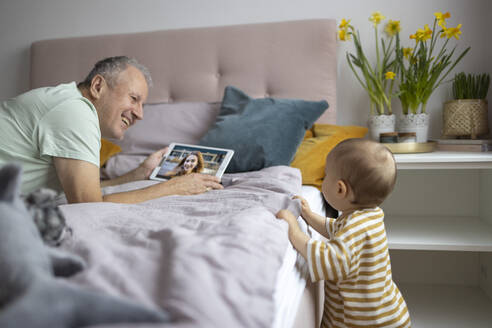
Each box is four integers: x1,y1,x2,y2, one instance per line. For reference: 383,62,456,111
175,151,204,176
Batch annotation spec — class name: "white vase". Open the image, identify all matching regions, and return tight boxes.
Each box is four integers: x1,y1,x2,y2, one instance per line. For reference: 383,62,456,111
397,113,430,143
368,114,396,141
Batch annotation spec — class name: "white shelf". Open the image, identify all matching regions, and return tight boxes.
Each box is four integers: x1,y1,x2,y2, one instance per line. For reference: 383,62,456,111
386,216,492,251
399,283,492,328
394,151,492,169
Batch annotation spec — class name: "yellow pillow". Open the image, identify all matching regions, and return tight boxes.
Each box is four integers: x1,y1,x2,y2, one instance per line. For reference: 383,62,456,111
303,128,314,140
313,124,368,138
100,138,122,166
291,124,368,189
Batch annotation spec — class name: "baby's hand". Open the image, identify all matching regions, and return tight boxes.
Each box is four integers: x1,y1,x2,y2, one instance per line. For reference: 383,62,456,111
293,195,312,219
276,209,297,225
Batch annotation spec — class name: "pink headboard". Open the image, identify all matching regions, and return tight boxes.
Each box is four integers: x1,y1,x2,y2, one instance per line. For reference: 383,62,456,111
31,19,336,123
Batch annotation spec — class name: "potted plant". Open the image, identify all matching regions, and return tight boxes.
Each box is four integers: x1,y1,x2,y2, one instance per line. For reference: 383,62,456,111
442,72,490,139
394,12,470,142
339,12,400,141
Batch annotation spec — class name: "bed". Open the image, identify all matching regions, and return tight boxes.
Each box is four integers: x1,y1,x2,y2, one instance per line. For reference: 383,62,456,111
30,19,337,328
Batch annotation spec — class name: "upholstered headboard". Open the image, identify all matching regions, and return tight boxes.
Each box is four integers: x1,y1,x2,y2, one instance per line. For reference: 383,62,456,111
30,19,336,123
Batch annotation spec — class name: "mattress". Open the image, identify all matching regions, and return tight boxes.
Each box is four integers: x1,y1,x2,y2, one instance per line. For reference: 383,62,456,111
273,185,325,328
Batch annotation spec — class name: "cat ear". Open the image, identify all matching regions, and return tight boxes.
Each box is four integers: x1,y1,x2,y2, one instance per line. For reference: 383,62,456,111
0,164,22,202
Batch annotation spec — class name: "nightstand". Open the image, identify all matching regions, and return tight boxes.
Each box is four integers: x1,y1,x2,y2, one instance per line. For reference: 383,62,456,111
383,151,492,327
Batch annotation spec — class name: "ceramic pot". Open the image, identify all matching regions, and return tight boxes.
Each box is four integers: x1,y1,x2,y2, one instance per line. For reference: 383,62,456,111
368,114,396,141
397,113,429,143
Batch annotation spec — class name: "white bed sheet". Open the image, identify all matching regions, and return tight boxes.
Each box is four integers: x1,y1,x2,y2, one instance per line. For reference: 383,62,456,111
272,185,326,328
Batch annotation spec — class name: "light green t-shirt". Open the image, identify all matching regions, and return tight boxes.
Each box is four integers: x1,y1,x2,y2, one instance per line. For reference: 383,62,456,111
0,82,101,194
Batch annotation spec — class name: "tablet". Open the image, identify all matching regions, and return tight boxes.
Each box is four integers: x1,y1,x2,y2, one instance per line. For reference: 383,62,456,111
149,143,234,181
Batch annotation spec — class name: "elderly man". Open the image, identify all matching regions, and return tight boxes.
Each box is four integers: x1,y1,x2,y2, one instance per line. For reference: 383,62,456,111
0,56,222,203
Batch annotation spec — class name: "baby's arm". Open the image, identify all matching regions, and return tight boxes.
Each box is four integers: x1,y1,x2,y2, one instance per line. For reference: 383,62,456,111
294,196,332,239
276,210,310,260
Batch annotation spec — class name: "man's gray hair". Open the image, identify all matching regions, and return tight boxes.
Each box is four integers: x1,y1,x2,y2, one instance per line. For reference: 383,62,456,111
78,56,152,89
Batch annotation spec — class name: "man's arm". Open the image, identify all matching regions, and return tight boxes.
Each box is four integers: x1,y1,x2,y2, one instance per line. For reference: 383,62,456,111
53,157,103,203
54,157,223,204
100,147,168,188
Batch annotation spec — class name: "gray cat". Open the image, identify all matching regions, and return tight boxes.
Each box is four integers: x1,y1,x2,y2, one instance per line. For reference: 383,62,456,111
0,164,170,327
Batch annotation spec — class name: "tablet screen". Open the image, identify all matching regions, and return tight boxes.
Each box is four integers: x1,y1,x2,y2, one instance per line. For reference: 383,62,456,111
150,143,234,181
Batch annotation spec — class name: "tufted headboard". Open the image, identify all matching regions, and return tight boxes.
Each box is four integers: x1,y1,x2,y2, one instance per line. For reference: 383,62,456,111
30,19,336,123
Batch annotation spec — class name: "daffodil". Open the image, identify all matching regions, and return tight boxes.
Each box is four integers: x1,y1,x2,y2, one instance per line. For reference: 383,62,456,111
395,12,470,115
434,12,450,28
385,20,401,37
338,28,350,41
339,18,351,29
413,24,433,42
385,71,396,80
402,47,413,59
441,24,462,39
343,12,398,115
369,11,385,27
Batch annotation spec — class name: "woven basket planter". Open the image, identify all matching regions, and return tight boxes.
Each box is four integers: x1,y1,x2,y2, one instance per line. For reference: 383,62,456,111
442,99,489,139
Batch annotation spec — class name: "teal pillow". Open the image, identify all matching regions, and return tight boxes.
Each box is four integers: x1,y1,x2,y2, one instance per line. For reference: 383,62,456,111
199,86,328,173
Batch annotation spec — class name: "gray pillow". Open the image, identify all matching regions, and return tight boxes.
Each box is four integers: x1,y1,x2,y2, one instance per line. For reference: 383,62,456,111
199,86,328,173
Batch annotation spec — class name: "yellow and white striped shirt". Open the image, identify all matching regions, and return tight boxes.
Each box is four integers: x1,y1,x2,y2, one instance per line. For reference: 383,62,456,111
307,207,410,328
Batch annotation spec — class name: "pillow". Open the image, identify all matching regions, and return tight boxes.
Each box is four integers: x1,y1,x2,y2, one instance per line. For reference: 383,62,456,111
290,124,368,189
312,124,367,138
100,138,122,166
114,102,220,155
199,86,328,173
102,154,148,180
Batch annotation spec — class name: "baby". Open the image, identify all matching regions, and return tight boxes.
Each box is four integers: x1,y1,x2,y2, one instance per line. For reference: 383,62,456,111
277,138,410,328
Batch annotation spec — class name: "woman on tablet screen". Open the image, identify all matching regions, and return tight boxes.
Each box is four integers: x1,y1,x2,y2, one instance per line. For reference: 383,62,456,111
163,151,204,177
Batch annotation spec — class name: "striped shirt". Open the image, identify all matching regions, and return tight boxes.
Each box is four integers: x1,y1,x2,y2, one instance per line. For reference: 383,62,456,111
307,207,410,328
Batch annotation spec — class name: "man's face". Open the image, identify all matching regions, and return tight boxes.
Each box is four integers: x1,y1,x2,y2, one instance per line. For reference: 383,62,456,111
97,66,148,140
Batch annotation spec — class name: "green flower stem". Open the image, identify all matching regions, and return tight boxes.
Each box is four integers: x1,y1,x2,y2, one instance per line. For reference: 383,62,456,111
375,27,382,82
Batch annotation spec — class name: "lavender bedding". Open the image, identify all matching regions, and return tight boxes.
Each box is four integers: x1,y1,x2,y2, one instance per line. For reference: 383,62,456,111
59,166,302,328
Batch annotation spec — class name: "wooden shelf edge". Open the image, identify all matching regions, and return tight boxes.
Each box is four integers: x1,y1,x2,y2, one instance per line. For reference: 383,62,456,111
398,283,492,328
386,216,492,253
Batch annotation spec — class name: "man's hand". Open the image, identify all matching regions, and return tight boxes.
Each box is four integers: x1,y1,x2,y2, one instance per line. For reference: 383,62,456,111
138,147,168,180
163,173,223,195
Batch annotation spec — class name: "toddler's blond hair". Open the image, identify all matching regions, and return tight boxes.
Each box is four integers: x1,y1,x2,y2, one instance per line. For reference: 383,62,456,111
327,138,396,206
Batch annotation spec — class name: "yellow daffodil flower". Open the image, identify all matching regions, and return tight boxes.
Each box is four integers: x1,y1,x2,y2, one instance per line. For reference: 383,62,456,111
369,11,385,26
412,24,433,42
441,24,462,39
339,18,351,29
385,71,396,80
421,24,433,41
402,47,413,59
338,28,350,41
434,12,451,28
384,20,401,37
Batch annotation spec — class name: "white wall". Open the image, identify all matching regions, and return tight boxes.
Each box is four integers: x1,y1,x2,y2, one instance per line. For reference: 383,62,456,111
1,0,490,137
